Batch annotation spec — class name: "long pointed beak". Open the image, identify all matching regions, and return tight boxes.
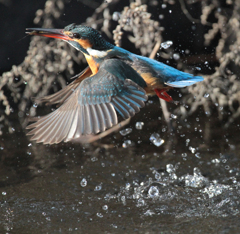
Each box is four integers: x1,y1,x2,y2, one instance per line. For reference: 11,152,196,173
26,28,70,40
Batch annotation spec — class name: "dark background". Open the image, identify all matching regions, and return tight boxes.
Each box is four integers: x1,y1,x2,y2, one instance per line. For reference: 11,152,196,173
1,1,240,233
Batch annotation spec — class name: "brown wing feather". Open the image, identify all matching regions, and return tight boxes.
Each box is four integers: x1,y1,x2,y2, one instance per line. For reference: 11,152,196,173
36,66,92,105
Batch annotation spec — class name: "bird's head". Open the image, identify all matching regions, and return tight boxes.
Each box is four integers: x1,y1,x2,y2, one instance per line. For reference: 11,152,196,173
26,24,114,56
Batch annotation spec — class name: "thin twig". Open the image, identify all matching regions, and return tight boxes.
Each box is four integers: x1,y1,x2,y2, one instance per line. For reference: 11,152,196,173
149,40,161,60
149,40,172,130
159,98,172,131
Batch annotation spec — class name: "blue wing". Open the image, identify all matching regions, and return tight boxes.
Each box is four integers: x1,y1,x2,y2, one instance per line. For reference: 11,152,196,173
27,59,148,144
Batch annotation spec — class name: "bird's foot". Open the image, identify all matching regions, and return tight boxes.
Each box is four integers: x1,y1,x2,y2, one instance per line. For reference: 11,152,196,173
154,89,173,102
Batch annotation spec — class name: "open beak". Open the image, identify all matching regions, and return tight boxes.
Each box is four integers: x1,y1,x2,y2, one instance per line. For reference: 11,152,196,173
26,28,70,40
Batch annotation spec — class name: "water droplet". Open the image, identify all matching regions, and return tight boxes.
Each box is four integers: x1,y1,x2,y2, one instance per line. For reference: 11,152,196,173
33,103,38,108
181,153,187,157
112,11,121,21
96,212,103,218
222,159,227,163
144,210,155,216
170,114,177,119
111,224,118,229
196,67,201,71
119,128,132,136
173,53,180,60
2,192,6,196
149,133,164,147
166,164,175,174
211,158,220,164
159,14,164,19
121,196,126,205
195,152,201,158
135,122,144,130
189,146,196,154
46,217,51,221
125,183,131,190
80,178,87,187
122,140,132,148
161,40,173,49
204,93,209,98
162,3,167,8
94,184,102,191
42,212,46,216
155,172,161,180
91,156,98,162
137,198,145,206
102,205,108,210
148,186,159,198
169,10,172,13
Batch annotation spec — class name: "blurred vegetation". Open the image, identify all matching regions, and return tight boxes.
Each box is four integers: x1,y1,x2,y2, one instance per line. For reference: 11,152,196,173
0,0,239,135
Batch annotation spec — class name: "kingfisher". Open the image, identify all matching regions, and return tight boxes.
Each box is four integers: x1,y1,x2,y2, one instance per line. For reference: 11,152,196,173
26,23,203,144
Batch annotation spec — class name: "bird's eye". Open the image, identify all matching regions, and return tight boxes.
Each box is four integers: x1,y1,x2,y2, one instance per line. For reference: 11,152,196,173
73,33,81,39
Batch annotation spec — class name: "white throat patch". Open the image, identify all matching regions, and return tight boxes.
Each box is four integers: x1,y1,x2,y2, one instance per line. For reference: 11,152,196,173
86,48,108,58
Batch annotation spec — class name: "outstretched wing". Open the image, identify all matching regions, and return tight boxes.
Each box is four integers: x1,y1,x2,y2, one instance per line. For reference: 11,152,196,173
36,66,92,105
27,59,148,144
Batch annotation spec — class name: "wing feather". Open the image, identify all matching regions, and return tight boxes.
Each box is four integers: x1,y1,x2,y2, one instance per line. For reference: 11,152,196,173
27,59,148,144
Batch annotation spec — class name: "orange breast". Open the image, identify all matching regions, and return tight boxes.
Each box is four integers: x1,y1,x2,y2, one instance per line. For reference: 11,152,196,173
139,72,166,94
85,55,99,75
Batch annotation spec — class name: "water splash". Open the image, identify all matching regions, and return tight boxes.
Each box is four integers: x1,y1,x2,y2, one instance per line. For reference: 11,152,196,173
148,186,159,198
120,128,132,136
161,41,173,49
94,184,102,191
149,133,164,147
80,178,87,187
173,53,180,60
181,168,209,188
122,140,132,148
201,184,230,198
135,122,144,130
102,205,108,210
